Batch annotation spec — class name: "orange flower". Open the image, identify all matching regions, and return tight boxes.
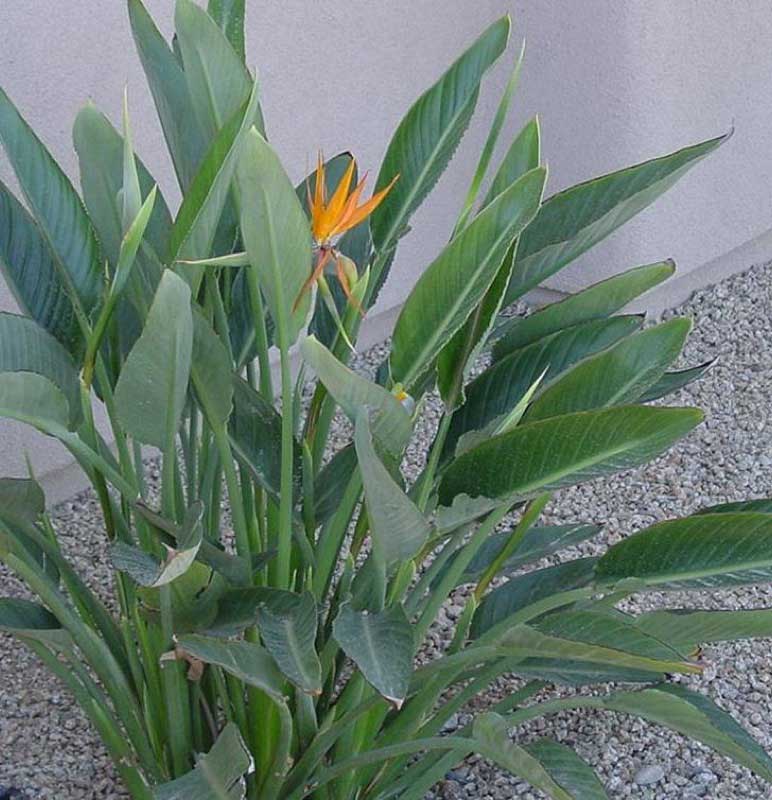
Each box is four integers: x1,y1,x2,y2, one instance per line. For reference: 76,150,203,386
294,154,398,313
309,154,398,245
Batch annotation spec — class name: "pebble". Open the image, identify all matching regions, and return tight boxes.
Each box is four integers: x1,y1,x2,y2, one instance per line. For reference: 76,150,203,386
634,765,665,786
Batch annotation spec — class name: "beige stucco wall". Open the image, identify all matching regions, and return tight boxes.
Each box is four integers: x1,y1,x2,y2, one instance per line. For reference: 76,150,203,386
1,0,771,498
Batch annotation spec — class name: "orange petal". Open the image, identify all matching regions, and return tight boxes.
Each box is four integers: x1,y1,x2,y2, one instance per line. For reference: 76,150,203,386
314,151,326,209
329,174,369,237
332,174,399,238
325,158,357,226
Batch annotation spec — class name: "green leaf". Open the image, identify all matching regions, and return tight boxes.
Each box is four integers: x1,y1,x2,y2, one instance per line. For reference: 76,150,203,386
0,371,70,431
115,270,193,449
602,684,772,783
638,360,714,402
473,713,573,800
169,79,261,269
596,511,772,589
0,182,81,356
505,134,729,305
111,503,204,587
191,310,234,427
370,16,510,266
439,405,702,507
333,602,414,708
175,633,287,703
696,498,772,515
128,0,206,190
482,116,541,209
471,558,598,639
73,102,172,266
444,315,643,461
0,477,45,528
0,597,72,651
449,523,601,587
300,336,412,458
634,608,772,654
175,0,253,140
237,130,312,345
390,167,546,389
525,318,691,422
493,260,675,359
153,722,251,800
207,0,246,61
0,313,81,428
255,589,322,695
355,411,430,574
523,739,609,800
0,88,102,319
314,444,358,528
229,376,300,502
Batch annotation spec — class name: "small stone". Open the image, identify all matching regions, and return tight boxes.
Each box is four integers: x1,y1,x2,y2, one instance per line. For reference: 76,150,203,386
634,765,665,786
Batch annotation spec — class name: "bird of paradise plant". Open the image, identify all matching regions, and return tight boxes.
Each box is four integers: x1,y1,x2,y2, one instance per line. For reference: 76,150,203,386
2,2,772,800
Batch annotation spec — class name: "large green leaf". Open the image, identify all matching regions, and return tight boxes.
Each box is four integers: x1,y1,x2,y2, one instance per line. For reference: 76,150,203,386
175,0,253,140
523,739,609,800
473,713,573,800
0,371,70,432
493,260,674,359
471,558,598,639
255,589,322,695
176,634,287,702
169,79,261,269
300,336,412,458
127,0,206,190
207,0,246,61
697,498,772,515
369,16,510,292
111,503,204,587
504,133,729,305
443,315,643,461
601,684,772,783
153,723,251,800
355,411,430,574
0,313,81,428
228,376,300,502
0,477,45,528
596,512,772,590
525,318,691,422
439,405,702,507
314,444,358,528
482,116,541,209
390,167,546,389
332,602,413,708
191,310,234,427
0,182,80,356
73,102,172,265
0,598,72,651
0,88,102,318
115,271,193,449
638,360,713,403
634,608,772,654
237,130,312,345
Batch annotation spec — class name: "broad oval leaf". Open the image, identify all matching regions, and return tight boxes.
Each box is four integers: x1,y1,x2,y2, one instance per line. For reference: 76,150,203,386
191,310,234,427
596,511,772,590
390,167,546,389
207,0,247,61
115,270,193,449
505,133,730,305
355,410,430,574
238,130,312,345
0,313,81,428
0,88,102,318
523,739,609,800
482,116,541,209
0,476,45,528
0,183,80,356
439,405,702,507
153,722,251,800
0,597,72,650
638,360,714,403
128,0,207,190
524,318,691,422
300,336,412,458
493,259,675,359
370,16,510,262
255,589,322,695
332,602,414,708
0,371,69,432
443,315,644,461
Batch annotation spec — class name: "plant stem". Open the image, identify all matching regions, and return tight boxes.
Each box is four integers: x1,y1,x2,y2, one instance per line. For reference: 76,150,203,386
276,331,295,589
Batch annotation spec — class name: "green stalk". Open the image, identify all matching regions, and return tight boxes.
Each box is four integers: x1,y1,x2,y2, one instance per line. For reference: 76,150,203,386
213,424,252,560
276,330,295,589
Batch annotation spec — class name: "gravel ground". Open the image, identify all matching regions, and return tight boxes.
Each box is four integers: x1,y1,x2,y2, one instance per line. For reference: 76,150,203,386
2,262,772,799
